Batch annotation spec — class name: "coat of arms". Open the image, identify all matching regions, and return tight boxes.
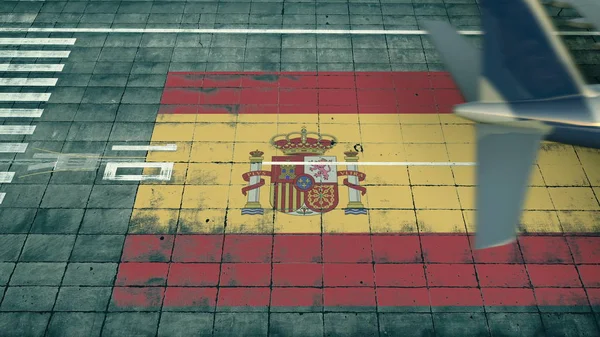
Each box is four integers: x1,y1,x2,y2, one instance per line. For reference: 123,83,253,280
241,127,367,216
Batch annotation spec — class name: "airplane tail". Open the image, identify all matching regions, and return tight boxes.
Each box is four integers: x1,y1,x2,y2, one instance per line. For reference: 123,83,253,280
478,0,589,102
421,21,480,102
423,0,593,249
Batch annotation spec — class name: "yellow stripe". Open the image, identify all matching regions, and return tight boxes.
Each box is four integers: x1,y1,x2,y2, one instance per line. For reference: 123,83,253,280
128,115,600,234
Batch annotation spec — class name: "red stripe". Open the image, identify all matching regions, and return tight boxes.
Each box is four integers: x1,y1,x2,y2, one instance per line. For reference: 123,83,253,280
112,234,600,309
159,72,461,114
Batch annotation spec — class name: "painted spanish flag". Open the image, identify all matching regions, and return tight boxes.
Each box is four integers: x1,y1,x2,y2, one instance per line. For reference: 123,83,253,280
112,71,600,314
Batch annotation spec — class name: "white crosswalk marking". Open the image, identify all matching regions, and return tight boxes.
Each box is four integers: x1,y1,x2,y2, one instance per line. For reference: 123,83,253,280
0,93,51,102
0,109,44,118
0,50,71,58
0,78,58,86
0,126,36,135
0,38,76,45
0,143,28,153
0,172,15,183
0,64,64,72
0,37,75,203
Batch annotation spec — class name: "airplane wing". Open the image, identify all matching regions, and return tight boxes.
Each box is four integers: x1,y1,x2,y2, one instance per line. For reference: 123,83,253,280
474,123,548,249
421,21,480,102
424,0,591,249
479,0,590,101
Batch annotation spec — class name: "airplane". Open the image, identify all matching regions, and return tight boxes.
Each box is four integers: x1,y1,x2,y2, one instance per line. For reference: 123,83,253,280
422,0,600,249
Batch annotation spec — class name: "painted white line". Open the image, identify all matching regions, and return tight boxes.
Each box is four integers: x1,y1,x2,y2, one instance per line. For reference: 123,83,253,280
103,162,174,181
0,126,36,135
0,50,71,58
0,38,76,45
0,172,15,183
0,64,64,72
0,27,597,36
566,18,594,29
0,143,28,153
0,193,5,205
0,93,51,102
0,78,57,86
28,153,58,171
111,144,177,152
0,109,43,118
263,161,476,166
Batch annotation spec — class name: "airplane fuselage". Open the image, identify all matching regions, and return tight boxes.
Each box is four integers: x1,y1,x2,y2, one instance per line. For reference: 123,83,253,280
545,121,600,149
455,94,600,149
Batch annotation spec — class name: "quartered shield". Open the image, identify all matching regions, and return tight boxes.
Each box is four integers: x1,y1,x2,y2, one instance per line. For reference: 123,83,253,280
269,155,339,215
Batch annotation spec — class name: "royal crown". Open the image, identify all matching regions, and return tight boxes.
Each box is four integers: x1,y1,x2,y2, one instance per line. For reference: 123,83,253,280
249,150,264,158
270,127,337,155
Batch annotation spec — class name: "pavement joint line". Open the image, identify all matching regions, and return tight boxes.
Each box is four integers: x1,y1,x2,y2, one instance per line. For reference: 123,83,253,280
0,78,57,87
0,109,43,117
0,92,51,102
0,125,36,135
0,143,28,153
0,63,64,72
0,50,71,58
0,27,598,36
0,37,76,45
